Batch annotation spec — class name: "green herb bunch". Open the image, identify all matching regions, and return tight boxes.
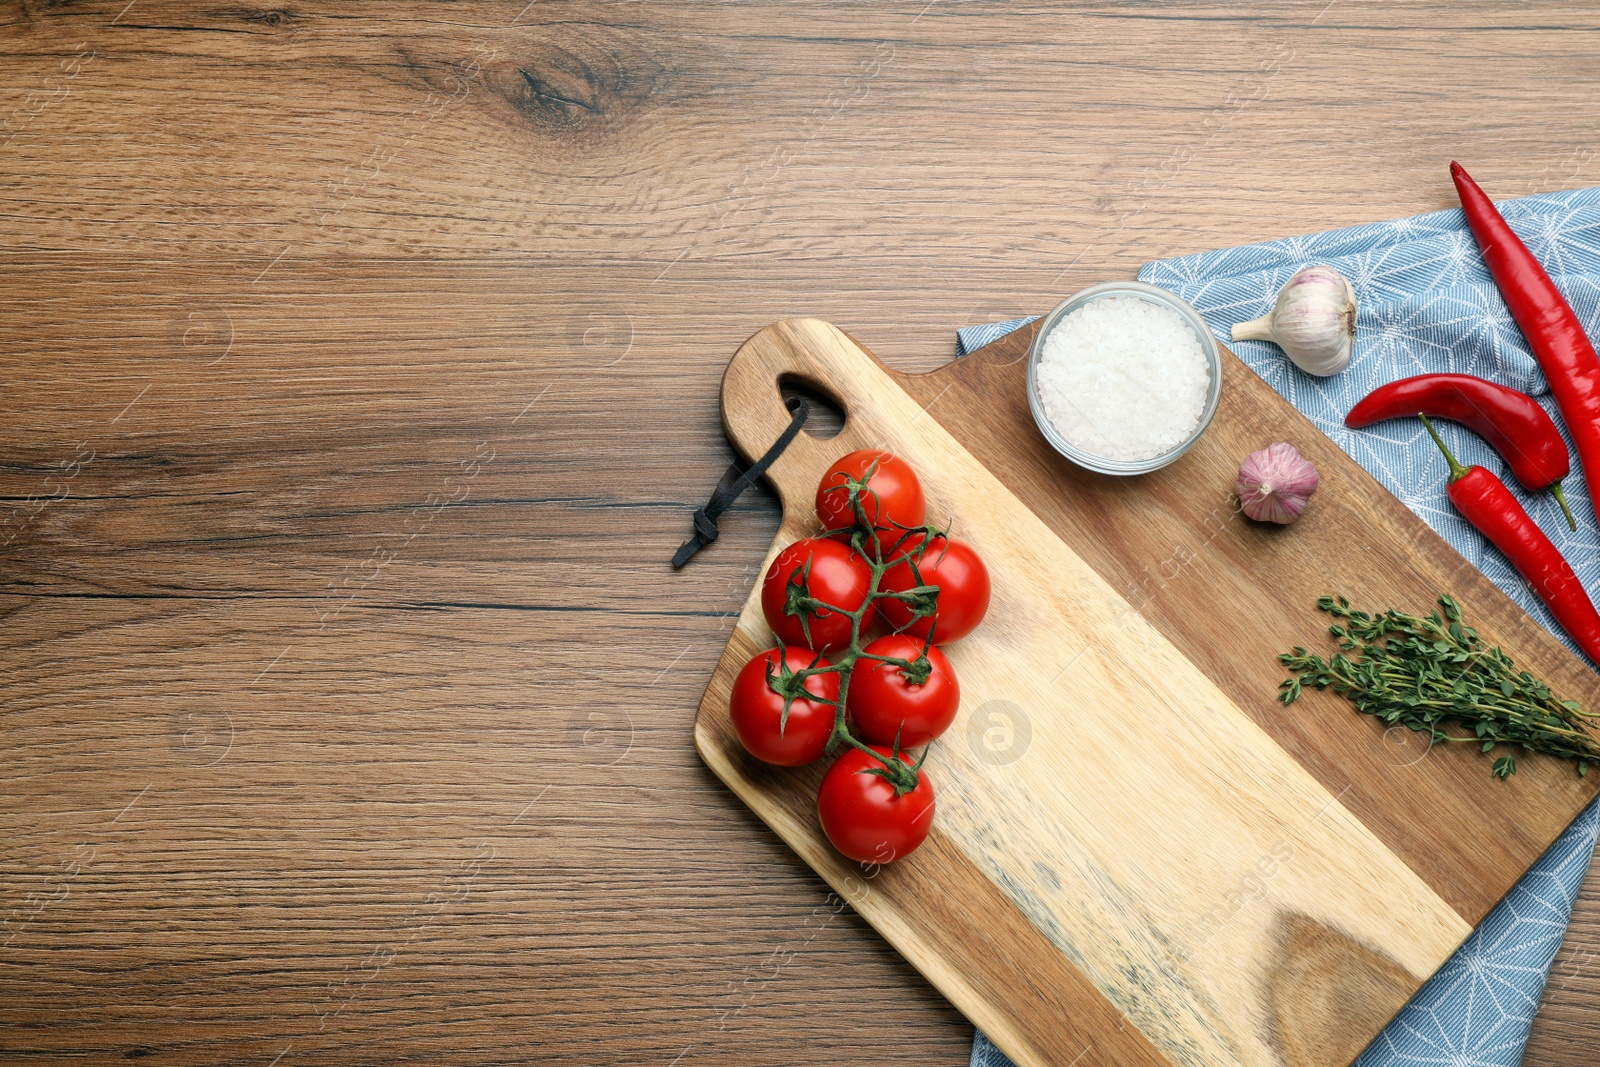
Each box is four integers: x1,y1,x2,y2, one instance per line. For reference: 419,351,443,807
1279,595,1600,778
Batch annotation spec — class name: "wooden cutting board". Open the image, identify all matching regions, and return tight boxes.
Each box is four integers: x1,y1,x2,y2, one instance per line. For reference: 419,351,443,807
692,316,1600,1067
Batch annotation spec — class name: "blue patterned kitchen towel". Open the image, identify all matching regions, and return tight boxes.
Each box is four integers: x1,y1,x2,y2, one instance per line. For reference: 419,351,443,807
963,186,1600,1067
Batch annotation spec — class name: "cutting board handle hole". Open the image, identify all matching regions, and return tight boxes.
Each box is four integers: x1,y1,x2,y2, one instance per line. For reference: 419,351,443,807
779,375,846,441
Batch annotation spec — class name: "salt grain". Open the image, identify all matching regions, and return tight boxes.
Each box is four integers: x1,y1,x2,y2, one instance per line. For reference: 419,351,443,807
1034,295,1211,462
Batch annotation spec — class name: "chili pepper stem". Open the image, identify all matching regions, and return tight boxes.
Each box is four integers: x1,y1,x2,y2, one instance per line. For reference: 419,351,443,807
1551,481,1578,532
1419,412,1469,482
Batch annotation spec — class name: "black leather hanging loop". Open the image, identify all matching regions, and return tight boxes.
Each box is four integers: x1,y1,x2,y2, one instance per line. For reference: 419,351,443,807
672,396,810,568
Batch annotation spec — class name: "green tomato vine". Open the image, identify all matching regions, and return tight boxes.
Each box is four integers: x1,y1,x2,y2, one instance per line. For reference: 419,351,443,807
764,462,948,794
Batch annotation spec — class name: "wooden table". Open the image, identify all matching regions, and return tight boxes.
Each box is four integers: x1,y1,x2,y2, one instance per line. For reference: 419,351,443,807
3,3,1598,1064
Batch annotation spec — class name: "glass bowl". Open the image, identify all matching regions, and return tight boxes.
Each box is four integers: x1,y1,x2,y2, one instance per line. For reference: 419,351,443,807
1025,280,1223,476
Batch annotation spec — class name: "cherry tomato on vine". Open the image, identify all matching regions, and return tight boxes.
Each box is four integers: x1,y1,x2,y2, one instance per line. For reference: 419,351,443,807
760,537,874,652
847,635,960,747
879,535,991,643
729,647,838,766
817,745,935,864
815,450,926,547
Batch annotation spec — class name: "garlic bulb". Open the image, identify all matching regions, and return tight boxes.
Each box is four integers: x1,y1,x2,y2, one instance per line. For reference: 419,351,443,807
1231,264,1357,376
1236,442,1318,524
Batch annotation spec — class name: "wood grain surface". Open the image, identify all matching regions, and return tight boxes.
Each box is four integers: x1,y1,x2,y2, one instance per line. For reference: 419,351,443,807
696,318,1597,1067
3,2,1600,1065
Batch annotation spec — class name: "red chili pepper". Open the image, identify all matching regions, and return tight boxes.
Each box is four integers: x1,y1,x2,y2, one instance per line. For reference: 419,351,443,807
1346,373,1575,530
1421,414,1600,665
1452,161,1600,526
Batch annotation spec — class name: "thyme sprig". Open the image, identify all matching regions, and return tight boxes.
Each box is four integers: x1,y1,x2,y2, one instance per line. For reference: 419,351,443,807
1279,595,1600,779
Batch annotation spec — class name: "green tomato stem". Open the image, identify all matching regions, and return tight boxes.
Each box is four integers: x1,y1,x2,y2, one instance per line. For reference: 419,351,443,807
777,470,951,785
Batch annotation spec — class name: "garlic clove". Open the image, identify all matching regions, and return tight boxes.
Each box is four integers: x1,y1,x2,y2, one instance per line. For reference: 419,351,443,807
1231,264,1357,377
1236,442,1319,524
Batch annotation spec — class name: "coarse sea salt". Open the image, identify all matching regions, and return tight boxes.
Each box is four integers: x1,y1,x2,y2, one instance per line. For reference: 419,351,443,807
1034,295,1211,462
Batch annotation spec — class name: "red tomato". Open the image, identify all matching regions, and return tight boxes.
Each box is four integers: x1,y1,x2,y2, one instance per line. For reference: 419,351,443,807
817,745,936,864
879,535,991,643
761,537,874,652
847,635,960,746
815,450,926,548
729,647,838,766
